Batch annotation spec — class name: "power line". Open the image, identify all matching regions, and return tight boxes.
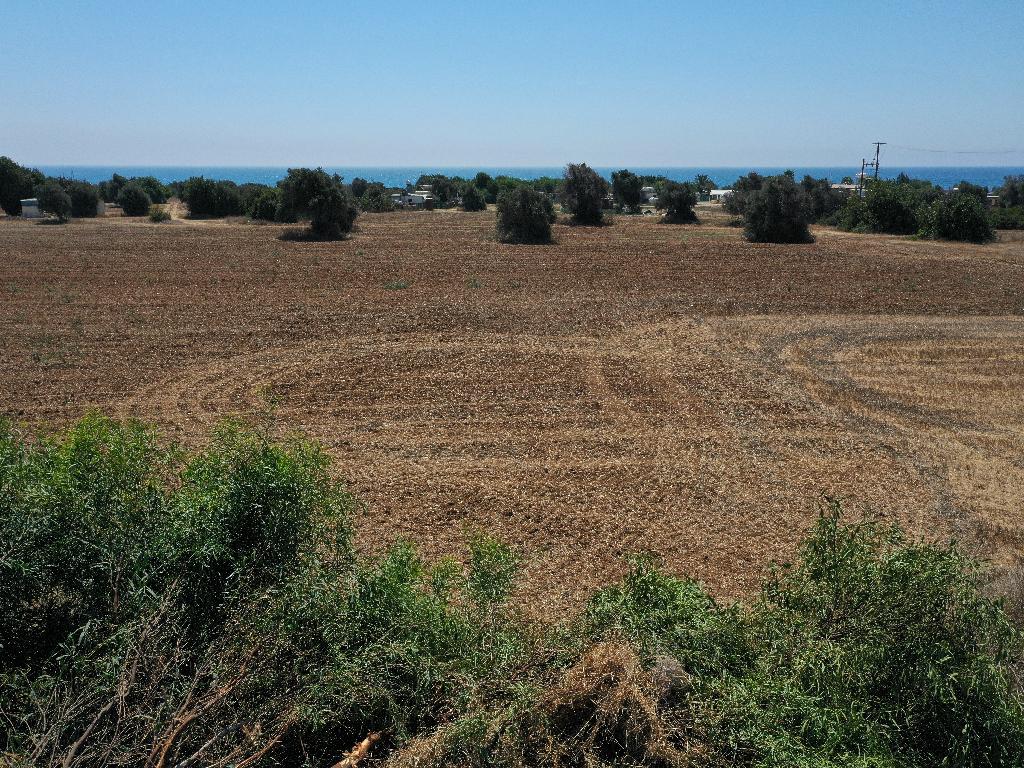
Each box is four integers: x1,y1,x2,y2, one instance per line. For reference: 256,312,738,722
889,144,1020,155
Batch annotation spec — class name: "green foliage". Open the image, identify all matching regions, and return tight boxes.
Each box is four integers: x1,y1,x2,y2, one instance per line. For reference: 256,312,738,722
611,169,643,212
991,205,1024,230
35,181,72,221
51,179,102,218
723,171,764,215
694,173,715,197
743,173,814,243
416,174,465,207
997,175,1024,208
0,156,44,215
98,174,167,204
359,183,396,212
495,186,555,244
240,184,281,220
181,176,242,218
839,178,934,235
562,162,608,225
656,181,699,223
801,175,845,223
117,183,152,216
148,205,171,223
97,172,128,203
918,192,995,243
278,167,359,239
351,177,369,198
956,180,989,201
460,183,487,212
3,420,1022,768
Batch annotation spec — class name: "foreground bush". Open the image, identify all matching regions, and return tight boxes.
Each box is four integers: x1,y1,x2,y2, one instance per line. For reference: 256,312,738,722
148,205,171,223
495,186,555,243
117,183,152,216
562,162,608,225
279,167,359,239
919,192,995,243
656,181,699,223
2,418,1022,768
742,173,814,243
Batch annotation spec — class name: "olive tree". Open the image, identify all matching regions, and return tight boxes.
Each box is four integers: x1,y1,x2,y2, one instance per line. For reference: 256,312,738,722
656,181,699,223
562,163,608,225
495,186,555,243
742,174,813,243
611,169,642,212
279,168,358,239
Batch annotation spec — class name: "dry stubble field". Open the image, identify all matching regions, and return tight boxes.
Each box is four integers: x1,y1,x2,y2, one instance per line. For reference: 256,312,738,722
2,208,1023,612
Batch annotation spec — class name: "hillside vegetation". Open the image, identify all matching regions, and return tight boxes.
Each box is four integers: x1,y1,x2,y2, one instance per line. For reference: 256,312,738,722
2,416,1023,767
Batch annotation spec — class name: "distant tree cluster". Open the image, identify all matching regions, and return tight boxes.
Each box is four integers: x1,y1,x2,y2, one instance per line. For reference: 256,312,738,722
0,157,45,216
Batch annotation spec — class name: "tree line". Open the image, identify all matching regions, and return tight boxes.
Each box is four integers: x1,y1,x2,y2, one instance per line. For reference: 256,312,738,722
3,155,1020,244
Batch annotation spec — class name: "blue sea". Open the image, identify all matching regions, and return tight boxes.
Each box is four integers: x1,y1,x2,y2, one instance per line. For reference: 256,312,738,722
35,165,1024,190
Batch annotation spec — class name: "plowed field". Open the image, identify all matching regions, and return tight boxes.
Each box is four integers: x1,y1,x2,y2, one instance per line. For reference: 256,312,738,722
3,209,1023,611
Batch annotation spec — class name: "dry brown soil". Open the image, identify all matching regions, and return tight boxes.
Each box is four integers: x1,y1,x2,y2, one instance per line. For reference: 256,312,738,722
2,208,1023,612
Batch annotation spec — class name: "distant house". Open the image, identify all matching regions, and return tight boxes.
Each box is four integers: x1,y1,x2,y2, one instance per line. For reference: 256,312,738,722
830,183,861,196
390,190,436,209
709,189,733,204
20,198,42,218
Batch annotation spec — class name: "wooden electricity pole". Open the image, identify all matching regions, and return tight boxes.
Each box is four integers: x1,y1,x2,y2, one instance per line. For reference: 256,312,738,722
872,141,886,180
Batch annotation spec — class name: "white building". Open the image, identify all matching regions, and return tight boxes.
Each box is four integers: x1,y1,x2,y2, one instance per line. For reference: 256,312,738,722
709,189,733,203
20,198,42,218
390,190,436,209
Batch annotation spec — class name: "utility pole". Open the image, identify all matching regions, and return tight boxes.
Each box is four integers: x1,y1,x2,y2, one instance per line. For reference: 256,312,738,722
872,141,886,180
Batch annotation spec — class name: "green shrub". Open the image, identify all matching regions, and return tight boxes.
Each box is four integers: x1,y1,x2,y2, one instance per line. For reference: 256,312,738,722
279,168,359,239
723,171,764,215
918,192,995,243
801,175,845,223
997,175,1024,208
181,176,242,218
956,180,989,201
351,177,369,198
460,183,486,212
241,185,281,220
35,181,72,221
742,173,813,243
611,169,643,212
991,205,1024,230
117,183,152,216
562,162,608,225
656,181,699,223
0,156,44,216
57,179,101,218
3,419,1023,768
148,205,171,223
495,186,555,243
359,184,396,212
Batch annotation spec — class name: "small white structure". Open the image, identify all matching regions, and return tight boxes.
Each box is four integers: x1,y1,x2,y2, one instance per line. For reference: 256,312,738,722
709,189,733,203
390,190,436,209
640,185,657,203
830,183,861,196
20,198,42,218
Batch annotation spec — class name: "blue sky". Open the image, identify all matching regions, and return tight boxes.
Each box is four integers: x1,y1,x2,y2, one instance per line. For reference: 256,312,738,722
2,0,1022,166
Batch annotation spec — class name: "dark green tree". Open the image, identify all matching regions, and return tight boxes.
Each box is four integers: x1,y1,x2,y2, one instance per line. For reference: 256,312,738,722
562,163,608,225
656,181,699,223
61,180,101,218
800,175,845,223
997,175,1024,207
694,174,715,197
742,173,813,243
359,184,395,212
118,184,152,216
351,177,369,198
461,183,487,212
723,171,765,214
36,181,72,222
279,168,358,239
495,186,555,243
919,192,995,243
0,157,44,215
955,180,988,201
611,169,643,212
